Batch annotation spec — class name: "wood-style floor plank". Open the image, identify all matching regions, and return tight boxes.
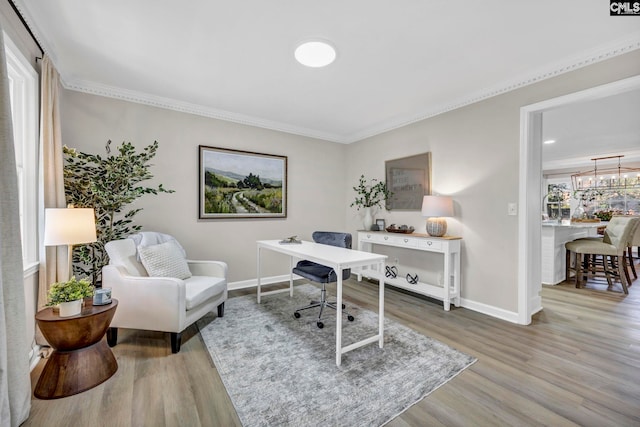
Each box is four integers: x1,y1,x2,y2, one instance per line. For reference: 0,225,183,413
23,268,640,427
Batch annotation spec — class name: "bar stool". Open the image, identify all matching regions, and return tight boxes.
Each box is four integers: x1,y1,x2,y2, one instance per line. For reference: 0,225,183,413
565,216,639,294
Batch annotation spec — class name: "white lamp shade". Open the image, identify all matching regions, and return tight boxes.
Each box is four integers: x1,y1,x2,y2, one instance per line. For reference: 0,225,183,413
43,208,97,246
421,196,454,218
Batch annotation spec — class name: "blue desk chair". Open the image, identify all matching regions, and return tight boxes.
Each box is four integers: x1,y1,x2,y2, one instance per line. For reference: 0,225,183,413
293,231,355,329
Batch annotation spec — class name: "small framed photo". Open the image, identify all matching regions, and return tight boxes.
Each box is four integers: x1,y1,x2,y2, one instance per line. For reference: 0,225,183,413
376,219,386,230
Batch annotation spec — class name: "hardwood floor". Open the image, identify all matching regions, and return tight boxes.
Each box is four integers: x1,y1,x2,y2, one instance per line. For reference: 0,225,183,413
24,272,639,427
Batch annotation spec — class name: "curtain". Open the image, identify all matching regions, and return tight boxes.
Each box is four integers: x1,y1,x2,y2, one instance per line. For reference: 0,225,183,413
36,55,66,333
0,27,32,427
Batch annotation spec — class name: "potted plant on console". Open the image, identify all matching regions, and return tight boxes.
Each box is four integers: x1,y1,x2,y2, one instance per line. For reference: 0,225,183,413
350,174,392,230
46,276,95,317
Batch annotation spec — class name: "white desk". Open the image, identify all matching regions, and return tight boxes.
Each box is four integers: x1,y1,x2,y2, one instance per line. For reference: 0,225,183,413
256,240,387,366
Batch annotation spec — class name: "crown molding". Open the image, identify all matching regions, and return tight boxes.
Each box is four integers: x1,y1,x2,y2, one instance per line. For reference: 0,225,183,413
60,78,349,144
346,34,640,143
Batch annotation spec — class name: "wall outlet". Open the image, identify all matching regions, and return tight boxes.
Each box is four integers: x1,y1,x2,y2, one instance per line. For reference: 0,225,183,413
508,202,518,216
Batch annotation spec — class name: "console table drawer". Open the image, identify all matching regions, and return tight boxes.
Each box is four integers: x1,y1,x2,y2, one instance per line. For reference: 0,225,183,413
417,239,442,251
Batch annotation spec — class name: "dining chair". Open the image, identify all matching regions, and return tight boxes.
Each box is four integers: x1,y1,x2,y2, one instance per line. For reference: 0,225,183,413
565,216,639,294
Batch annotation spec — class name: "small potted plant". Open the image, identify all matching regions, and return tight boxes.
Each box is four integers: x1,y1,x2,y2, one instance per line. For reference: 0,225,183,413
350,175,392,230
46,276,95,317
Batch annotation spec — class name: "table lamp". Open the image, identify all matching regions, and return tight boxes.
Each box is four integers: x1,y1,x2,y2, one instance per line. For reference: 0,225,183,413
421,195,453,237
43,207,97,280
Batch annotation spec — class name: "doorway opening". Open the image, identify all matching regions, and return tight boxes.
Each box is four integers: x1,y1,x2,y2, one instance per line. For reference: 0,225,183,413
518,75,640,324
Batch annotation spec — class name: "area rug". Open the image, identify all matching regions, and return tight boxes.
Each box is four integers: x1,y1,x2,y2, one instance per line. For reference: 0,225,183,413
198,284,476,427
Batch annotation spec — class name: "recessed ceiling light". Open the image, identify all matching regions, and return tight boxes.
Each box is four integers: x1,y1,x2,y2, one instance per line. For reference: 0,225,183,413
543,139,556,144
294,41,336,68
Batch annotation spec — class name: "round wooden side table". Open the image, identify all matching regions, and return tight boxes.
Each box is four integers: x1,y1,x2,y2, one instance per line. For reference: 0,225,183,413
34,299,118,399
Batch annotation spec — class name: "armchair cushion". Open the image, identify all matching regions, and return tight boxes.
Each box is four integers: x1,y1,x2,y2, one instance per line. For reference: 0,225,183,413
138,241,192,279
185,276,226,310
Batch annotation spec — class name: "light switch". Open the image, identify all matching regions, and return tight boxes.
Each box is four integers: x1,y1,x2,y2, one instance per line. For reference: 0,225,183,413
508,202,518,216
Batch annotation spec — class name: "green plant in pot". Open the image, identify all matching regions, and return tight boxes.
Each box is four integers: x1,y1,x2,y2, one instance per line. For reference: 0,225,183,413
46,276,94,317
350,174,392,230
63,140,174,286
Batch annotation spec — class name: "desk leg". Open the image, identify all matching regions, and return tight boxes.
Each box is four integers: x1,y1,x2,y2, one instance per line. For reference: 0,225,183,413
289,256,294,297
257,247,262,304
379,261,385,348
336,270,343,366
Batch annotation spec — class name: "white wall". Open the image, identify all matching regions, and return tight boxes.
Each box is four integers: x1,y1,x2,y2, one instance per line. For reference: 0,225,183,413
345,49,640,315
59,91,348,284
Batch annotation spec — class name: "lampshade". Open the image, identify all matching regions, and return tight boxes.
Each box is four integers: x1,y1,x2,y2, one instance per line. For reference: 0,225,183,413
421,196,454,218
421,196,453,237
43,208,97,246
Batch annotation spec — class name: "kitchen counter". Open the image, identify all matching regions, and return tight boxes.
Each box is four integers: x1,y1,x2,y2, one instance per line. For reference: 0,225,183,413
542,221,604,285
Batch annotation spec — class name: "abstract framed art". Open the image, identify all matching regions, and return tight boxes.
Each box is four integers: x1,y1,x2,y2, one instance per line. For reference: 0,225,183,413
385,152,432,210
199,145,287,219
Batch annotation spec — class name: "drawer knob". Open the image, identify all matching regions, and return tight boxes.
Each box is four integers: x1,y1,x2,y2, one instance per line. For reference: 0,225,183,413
384,236,389,240
427,241,432,246
403,238,408,243
367,234,371,238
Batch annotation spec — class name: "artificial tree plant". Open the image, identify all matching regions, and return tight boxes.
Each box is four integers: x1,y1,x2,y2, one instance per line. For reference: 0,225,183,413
63,140,173,285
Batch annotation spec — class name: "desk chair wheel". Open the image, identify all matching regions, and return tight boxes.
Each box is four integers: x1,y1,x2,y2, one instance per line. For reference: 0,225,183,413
342,304,346,309
317,321,324,329
347,315,354,321
294,312,301,318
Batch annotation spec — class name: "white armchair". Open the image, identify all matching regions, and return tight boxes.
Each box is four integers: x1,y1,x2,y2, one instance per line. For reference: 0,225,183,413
102,234,228,353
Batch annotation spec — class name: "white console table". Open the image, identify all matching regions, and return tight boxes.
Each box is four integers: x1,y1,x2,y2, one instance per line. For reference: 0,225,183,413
356,231,462,311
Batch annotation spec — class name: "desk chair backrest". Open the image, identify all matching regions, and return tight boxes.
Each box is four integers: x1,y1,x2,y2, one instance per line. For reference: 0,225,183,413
313,231,352,281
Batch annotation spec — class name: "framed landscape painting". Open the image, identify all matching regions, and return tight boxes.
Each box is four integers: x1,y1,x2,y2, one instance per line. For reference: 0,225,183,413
199,146,287,219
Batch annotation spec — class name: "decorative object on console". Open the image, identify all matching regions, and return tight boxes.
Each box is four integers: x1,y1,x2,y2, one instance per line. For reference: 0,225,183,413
351,174,392,230
43,207,97,281
406,273,419,285
421,195,454,237
376,218,386,230
385,224,415,234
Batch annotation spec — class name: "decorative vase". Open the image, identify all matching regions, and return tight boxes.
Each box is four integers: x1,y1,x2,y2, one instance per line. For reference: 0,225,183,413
363,207,373,231
58,299,82,317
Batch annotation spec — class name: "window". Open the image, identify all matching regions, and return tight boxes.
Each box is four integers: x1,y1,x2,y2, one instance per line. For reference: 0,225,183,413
4,32,39,271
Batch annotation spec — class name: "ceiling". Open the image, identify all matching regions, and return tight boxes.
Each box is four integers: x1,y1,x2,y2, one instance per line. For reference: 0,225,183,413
542,87,640,171
12,1,640,144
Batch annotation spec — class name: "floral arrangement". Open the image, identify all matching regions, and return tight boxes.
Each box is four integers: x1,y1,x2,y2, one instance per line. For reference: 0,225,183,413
594,210,622,222
350,175,392,210
46,276,94,306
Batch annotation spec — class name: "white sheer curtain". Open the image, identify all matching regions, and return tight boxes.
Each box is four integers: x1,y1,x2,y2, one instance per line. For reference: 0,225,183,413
0,27,32,427
36,55,66,336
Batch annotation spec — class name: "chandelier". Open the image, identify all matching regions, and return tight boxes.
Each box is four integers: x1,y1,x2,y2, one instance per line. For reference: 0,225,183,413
571,155,640,192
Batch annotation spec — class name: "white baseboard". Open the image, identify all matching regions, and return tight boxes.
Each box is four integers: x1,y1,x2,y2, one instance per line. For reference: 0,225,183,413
29,345,42,371
459,298,520,324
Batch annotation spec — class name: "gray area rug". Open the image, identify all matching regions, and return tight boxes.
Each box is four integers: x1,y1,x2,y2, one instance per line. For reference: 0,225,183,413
198,284,476,427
